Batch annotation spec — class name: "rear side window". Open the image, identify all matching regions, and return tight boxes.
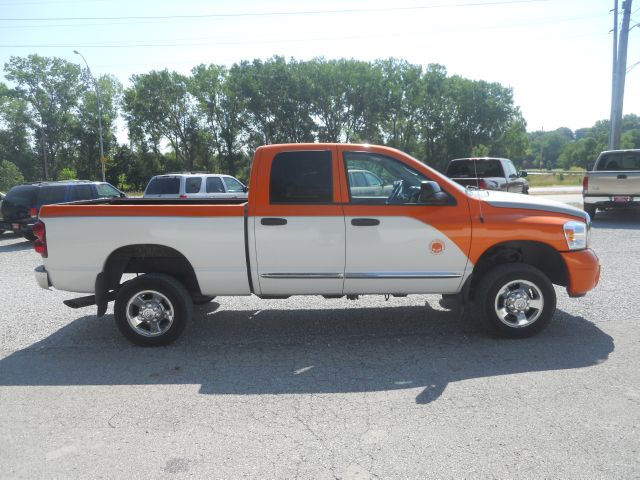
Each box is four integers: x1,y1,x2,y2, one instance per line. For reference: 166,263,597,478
206,177,224,193
69,185,94,201
270,151,333,204
5,185,37,206
447,160,502,178
37,185,67,204
146,177,180,195
185,177,202,194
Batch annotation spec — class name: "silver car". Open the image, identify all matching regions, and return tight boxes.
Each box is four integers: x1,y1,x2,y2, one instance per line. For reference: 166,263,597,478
143,173,248,199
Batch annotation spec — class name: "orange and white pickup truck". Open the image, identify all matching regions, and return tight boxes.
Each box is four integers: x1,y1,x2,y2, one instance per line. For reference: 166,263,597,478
33,144,600,346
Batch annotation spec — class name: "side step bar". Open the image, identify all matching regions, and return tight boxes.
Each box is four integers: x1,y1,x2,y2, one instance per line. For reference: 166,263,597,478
63,291,117,309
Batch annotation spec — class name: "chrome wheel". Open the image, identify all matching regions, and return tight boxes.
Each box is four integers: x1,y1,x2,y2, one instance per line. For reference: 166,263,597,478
493,279,544,328
125,290,174,338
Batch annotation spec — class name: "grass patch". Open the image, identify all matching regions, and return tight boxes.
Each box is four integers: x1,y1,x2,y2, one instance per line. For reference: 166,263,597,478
526,173,584,188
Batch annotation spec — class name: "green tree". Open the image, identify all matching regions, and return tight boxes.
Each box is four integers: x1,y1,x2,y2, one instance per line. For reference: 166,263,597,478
0,160,24,190
4,54,84,180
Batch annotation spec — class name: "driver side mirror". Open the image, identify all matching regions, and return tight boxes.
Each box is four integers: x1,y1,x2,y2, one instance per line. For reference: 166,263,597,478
519,171,528,178
243,185,248,193
418,181,450,205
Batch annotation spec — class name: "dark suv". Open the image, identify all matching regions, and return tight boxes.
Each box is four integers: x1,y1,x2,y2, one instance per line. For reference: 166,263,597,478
0,181,125,240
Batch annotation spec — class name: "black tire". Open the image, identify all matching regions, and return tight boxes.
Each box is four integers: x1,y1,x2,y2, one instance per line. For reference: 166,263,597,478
584,205,596,219
114,273,193,346
22,230,37,241
475,263,556,338
192,295,216,305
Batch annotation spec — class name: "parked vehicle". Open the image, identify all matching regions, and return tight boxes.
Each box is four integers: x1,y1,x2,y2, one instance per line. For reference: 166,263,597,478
582,149,640,219
33,144,599,346
0,192,5,235
144,173,248,200
0,180,125,240
446,157,529,194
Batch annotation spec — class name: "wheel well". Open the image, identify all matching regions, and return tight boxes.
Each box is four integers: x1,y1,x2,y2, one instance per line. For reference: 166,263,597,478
101,244,201,296
468,241,568,299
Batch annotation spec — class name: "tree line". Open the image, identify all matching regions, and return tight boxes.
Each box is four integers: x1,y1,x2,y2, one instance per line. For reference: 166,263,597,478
1,54,639,191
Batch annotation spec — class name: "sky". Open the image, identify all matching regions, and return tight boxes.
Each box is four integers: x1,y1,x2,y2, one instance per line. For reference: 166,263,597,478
0,0,638,135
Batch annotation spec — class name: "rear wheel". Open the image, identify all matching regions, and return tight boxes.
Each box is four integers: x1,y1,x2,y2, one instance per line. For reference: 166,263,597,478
476,263,556,338
114,273,193,346
22,230,37,241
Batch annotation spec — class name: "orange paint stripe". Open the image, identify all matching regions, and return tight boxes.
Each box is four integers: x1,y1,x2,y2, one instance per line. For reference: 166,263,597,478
40,204,246,218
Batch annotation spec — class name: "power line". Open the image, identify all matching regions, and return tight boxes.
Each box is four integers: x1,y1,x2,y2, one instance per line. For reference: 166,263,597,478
0,13,607,49
0,0,548,21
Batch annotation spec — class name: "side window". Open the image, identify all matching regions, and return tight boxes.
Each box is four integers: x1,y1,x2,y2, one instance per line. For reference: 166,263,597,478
505,161,517,178
270,151,333,204
185,177,202,194
97,183,122,197
37,185,67,205
206,177,224,193
69,185,94,201
223,177,245,193
344,152,429,204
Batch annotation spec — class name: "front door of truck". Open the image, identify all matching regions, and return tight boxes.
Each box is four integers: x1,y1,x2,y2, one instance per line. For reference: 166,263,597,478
339,147,472,295
253,147,345,296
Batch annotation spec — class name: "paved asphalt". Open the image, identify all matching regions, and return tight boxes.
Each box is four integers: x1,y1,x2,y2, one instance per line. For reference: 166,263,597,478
0,199,638,479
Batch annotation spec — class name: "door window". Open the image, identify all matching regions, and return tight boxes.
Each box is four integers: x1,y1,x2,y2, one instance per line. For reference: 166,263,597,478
270,150,333,204
206,177,224,193
185,177,202,194
223,177,245,193
344,152,429,204
69,185,95,201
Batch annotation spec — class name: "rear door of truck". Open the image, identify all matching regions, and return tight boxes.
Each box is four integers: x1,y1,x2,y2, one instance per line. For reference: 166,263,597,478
251,146,346,295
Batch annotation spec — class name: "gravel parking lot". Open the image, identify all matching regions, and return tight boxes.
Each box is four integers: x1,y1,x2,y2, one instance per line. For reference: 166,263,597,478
1,206,639,479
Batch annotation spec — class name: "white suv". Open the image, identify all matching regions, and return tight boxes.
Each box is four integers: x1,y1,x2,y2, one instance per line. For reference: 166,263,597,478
143,173,248,199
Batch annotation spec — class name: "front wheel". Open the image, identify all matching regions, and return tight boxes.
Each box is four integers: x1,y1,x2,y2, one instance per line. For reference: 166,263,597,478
114,273,193,346
476,264,556,338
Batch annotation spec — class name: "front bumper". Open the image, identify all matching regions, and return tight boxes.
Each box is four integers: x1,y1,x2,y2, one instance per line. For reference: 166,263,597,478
34,265,51,290
561,249,600,297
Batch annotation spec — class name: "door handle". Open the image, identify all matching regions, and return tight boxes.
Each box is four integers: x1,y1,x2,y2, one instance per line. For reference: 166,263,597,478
617,174,627,179
261,217,287,226
351,218,380,226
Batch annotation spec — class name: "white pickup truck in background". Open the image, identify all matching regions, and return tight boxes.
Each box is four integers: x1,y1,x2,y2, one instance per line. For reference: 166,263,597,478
583,149,640,219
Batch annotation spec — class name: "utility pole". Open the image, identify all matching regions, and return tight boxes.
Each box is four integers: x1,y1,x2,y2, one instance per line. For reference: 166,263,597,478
74,50,106,182
609,0,633,150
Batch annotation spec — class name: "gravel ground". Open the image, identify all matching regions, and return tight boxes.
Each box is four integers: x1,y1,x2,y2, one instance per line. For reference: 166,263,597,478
0,207,638,479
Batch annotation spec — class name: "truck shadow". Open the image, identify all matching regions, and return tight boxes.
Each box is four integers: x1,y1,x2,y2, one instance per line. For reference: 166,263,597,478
0,235,32,252
591,209,640,230
0,304,613,404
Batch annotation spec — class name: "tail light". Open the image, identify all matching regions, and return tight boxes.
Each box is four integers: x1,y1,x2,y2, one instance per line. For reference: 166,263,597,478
33,221,47,258
29,207,38,217
478,179,488,189
582,176,588,192
179,194,188,199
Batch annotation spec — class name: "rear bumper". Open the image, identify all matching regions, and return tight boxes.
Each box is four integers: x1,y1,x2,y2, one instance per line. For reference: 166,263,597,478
561,249,600,297
34,265,51,290
583,195,640,209
0,219,36,234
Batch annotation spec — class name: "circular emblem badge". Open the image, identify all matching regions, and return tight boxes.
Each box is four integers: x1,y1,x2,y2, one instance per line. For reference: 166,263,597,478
430,240,445,255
